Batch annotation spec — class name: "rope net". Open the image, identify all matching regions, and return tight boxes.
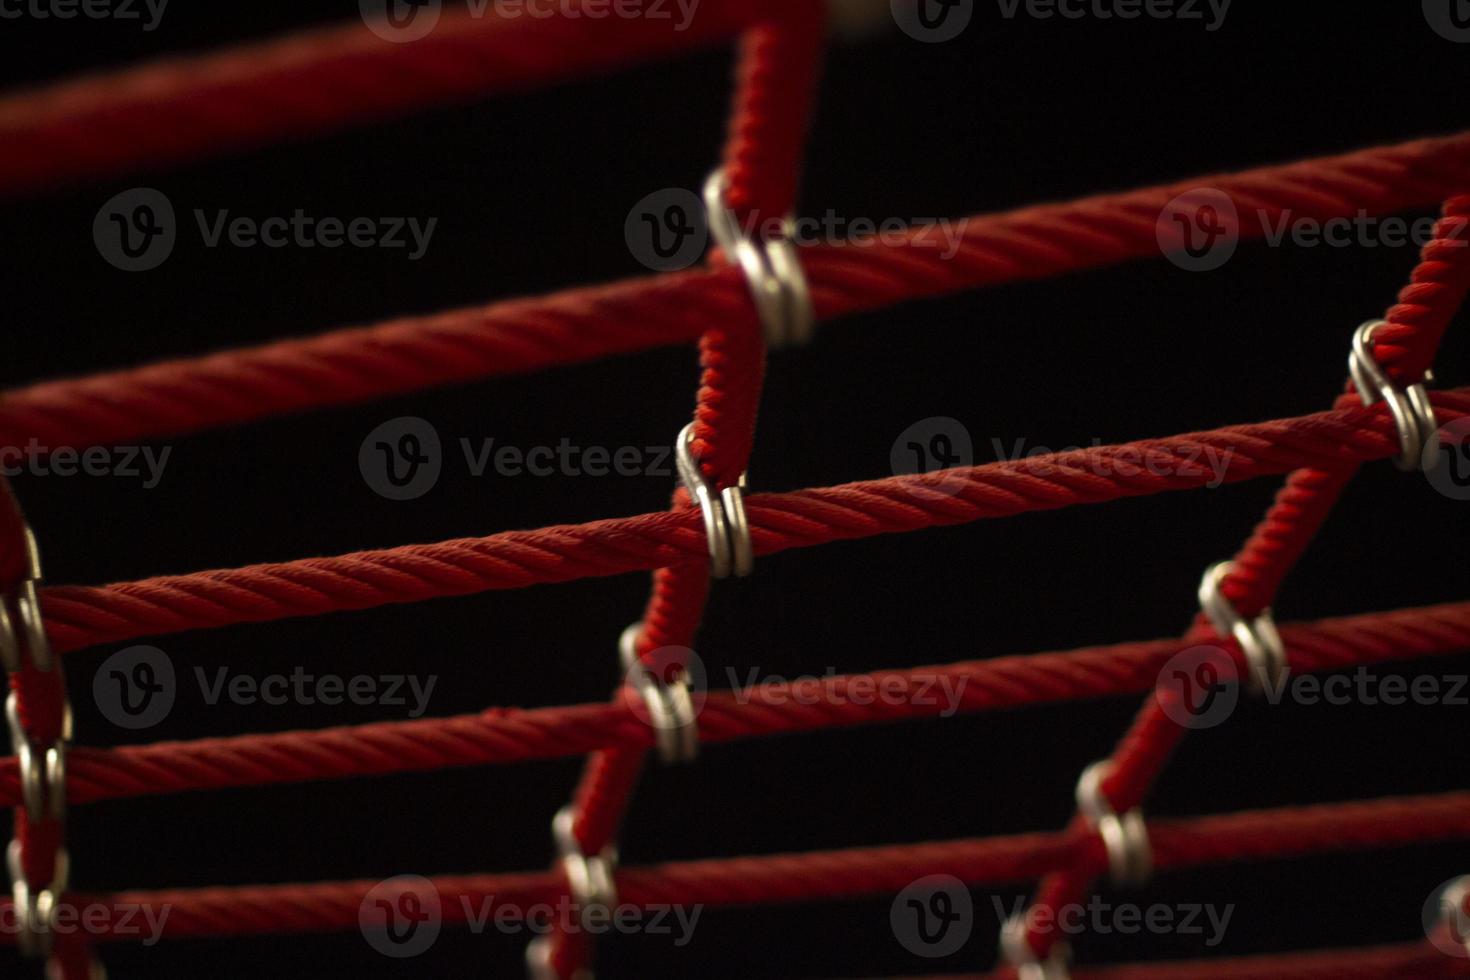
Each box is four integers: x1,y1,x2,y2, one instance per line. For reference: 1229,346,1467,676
1,2,1468,976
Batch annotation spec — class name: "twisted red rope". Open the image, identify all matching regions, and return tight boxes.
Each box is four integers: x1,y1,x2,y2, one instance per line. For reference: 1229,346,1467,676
0,0,798,197
9,598,1465,808
21,790,1467,942
4,130,1469,454
1020,194,1470,963
33,391,1470,656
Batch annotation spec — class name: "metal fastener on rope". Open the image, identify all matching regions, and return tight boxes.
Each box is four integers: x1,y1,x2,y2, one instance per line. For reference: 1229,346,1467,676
675,423,753,579
703,168,815,349
619,624,699,765
0,527,52,673
8,840,67,959
0,521,73,961
1075,761,1152,888
1198,561,1287,695
524,936,592,980
552,806,618,930
1348,319,1440,472
1441,876,1470,958
1000,914,1071,980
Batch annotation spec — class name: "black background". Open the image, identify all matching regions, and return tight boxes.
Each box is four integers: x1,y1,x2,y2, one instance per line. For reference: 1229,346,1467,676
2,1,1469,977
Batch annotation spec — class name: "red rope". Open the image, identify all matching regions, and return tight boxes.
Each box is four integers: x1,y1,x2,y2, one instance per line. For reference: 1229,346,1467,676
1019,194,1470,962
4,598,1463,808
0,0,796,197
17,790,1466,942
4,130,1470,454
32,391,1470,655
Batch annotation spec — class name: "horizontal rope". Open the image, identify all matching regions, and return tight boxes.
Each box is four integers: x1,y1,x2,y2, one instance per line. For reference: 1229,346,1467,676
3,130,1469,453
11,598,1466,807
36,390,1470,654
25,790,1469,942
0,0,786,196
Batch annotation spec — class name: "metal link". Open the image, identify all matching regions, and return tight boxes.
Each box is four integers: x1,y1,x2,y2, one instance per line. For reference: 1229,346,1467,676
1198,561,1288,695
619,624,699,765
1348,319,1441,472
524,935,592,980
8,840,68,959
1075,761,1152,888
552,807,618,931
674,423,753,579
1000,913,1071,980
703,168,815,349
1441,876,1470,958
0,520,73,962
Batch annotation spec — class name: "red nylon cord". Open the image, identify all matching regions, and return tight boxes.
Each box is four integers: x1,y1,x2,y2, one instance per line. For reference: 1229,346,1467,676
0,598,1460,808
28,390,1469,656
1018,195,1470,964
4,130,1470,454
0,0,799,197
11,790,1465,942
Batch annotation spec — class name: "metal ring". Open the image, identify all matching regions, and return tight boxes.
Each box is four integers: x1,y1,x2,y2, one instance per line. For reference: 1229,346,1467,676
1000,914,1071,980
1075,761,1152,888
552,807,618,930
1442,876,1470,957
618,625,699,765
1349,319,1441,472
525,936,593,980
703,168,815,350
8,839,66,960
1198,562,1287,695
674,424,752,579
